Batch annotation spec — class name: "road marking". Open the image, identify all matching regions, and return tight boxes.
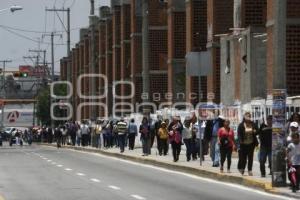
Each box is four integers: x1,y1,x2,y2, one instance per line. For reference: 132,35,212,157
64,168,72,171
57,165,63,167
69,150,292,200
51,162,56,165
47,160,52,162
108,185,121,190
90,178,101,183
42,157,47,160
76,173,85,176
131,195,146,200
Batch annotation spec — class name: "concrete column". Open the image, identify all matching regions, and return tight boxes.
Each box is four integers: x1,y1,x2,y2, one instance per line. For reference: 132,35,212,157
234,0,242,30
266,0,286,92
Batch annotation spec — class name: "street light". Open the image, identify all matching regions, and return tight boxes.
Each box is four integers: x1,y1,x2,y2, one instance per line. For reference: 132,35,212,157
0,5,23,13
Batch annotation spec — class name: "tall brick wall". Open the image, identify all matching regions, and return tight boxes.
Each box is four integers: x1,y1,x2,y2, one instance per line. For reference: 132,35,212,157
71,49,76,120
120,3,132,108
78,42,84,120
207,0,233,103
243,0,267,27
83,35,90,119
60,58,67,81
130,0,142,104
74,47,80,120
106,17,113,115
267,0,300,97
186,0,208,105
99,18,107,117
286,0,300,96
149,1,168,104
168,0,186,104
112,5,122,106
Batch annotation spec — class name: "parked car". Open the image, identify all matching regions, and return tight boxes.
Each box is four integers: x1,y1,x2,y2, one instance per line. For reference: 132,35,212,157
1,127,16,141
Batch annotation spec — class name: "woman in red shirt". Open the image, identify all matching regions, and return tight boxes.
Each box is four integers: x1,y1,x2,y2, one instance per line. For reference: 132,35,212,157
218,119,235,173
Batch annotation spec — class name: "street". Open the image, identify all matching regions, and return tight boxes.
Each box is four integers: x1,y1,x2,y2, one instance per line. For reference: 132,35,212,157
0,144,294,200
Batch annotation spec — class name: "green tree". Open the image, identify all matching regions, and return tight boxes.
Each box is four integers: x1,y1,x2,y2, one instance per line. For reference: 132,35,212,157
36,87,50,126
36,84,67,126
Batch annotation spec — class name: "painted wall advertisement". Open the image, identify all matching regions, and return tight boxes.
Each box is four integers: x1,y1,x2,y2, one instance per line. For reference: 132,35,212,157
272,89,287,187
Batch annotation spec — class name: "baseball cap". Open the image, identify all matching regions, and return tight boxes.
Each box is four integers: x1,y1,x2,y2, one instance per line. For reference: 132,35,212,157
290,121,299,128
218,115,225,120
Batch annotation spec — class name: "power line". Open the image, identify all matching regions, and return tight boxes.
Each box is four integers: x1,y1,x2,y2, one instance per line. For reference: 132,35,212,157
0,26,75,45
0,24,81,34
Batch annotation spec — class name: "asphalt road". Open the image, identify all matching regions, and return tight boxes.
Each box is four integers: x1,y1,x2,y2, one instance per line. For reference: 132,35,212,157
0,143,294,200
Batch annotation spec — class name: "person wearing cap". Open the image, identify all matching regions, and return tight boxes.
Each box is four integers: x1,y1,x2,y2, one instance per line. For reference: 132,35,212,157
237,112,259,176
158,121,169,156
258,115,273,177
287,122,300,145
286,113,300,136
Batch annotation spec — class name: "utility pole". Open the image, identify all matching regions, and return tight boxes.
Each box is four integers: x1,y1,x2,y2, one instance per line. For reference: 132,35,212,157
43,32,62,129
43,33,62,82
0,60,12,131
23,56,39,67
142,0,150,115
29,49,46,66
45,7,71,82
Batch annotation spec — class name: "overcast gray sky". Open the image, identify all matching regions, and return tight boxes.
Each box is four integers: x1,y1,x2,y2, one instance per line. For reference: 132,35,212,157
0,0,110,72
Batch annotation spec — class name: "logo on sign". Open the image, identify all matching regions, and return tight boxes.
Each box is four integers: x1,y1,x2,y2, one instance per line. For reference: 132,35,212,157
7,111,20,123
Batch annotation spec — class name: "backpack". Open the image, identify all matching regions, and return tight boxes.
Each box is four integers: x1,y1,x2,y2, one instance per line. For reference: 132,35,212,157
128,123,137,135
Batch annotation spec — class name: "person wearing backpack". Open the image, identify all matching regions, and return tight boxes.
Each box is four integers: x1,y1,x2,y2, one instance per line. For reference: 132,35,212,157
218,119,235,173
128,118,138,150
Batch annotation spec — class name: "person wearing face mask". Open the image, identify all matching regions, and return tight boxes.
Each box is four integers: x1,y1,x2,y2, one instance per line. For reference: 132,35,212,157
237,112,259,176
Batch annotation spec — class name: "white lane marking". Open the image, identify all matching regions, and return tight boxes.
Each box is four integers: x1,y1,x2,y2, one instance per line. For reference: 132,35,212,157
131,195,146,200
90,178,101,183
47,160,52,162
65,149,292,200
51,162,56,165
57,165,63,167
108,185,121,190
64,168,72,171
42,157,47,160
76,173,85,176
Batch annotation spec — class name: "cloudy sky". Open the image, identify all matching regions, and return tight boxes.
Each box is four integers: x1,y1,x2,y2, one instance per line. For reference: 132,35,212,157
0,0,110,72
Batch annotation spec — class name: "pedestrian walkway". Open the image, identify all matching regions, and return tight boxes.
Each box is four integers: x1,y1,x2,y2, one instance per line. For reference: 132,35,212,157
43,143,300,199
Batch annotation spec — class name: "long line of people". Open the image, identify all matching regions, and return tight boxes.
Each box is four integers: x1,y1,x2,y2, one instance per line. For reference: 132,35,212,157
44,112,300,193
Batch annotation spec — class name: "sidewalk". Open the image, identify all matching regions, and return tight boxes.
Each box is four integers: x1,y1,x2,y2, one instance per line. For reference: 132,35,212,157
42,143,299,199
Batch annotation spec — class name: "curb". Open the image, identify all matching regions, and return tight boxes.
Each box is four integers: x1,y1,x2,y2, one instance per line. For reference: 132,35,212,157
40,144,298,199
